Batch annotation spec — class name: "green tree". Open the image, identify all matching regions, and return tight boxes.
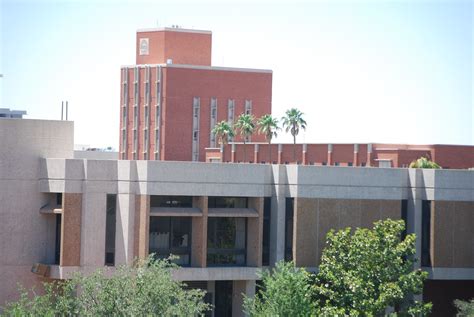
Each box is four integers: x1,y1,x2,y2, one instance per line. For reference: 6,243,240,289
235,113,256,162
244,261,316,317
454,298,474,316
314,219,431,316
3,256,211,316
257,114,280,164
409,156,441,169
212,120,235,162
281,108,307,163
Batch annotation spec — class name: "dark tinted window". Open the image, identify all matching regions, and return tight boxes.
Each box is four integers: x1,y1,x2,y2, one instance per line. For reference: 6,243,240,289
421,200,432,267
105,194,117,266
150,196,193,208
262,197,271,266
208,197,248,208
207,218,247,266
149,217,192,266
285,198,294,261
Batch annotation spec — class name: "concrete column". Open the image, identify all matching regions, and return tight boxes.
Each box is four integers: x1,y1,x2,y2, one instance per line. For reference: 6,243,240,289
231,143,236,163
353,144,359,166
327,144,333,166
254,144,259,163
133,195,150,260
81,192,107,266
247,197,264,266
192,196,208,267
116,193,136,265
270,165,287,264
61,193,82,266
220,144,224,163
232,280,256,317
367,143,373,167
277,144,282,165
302,144,307,165
407,169,423,269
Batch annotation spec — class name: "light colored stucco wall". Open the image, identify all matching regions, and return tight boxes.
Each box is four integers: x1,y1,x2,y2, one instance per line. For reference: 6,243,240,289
0,119,73,306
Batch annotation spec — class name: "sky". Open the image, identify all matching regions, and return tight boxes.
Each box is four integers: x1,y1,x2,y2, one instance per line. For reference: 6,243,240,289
1,0,472,148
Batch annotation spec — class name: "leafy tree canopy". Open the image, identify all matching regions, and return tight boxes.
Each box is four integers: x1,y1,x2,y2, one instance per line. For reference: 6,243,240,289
244,261,316,317
454,298,474,317
314,219,431,316
409,157,441,169
3,256,211,316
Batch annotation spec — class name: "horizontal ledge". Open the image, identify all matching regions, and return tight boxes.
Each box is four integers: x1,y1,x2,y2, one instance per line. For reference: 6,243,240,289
208,208,258,217
39,204,63,214
150,207,202,217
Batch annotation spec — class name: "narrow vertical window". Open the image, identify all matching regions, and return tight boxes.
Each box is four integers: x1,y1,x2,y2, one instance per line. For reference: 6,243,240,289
105,194,117,266
54,213,62,265
421,200,431,267
227,99,235,142
285,198,294,261
192,97,200,161
210,98,217,147
262,197,271,266
245,99,252,115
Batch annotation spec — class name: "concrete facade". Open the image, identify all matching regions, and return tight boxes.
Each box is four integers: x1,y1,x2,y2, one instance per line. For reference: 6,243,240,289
1,118,473,316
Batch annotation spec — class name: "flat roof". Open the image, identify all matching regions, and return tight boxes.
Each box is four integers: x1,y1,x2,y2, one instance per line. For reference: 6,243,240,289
137,27,212,35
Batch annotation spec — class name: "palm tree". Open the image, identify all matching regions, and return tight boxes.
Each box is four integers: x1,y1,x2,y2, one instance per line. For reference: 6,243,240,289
212,121,235,162
234,113,256,162
281,108,307,163
258,114,280,164
409,157,441,169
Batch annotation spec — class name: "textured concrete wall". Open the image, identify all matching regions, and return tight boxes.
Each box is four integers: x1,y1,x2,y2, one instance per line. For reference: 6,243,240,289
431,201,474,268
293,198,402,267
61,193,82,266
0,119,73,306
134,195,150,260
232,280,255,317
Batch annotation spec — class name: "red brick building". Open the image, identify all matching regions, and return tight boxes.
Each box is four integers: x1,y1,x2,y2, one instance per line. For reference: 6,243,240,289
119,27,272,161
206,143,474,169
120,27,473,169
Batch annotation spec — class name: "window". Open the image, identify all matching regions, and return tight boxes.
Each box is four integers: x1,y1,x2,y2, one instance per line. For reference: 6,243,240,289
208,197,248,208
192,97,200,161
207,218,247,266
334,162,340,166
348,162,353,166
105,194,117,266
143,130,149,151
149,217,192,266
262,197,271,266
322,162,327,166
421,200,432,267
56,193,63,206
54,214,62,265
151,196,193,208
361,162,366,167
245,100,252,115
285,198,294,261
210,98,217,147
121,130,127,153
133,130,138,152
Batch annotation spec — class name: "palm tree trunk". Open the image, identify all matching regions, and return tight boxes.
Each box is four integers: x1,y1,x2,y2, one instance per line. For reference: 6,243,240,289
243,141,246,163
293,135,296,163
268,140,272,164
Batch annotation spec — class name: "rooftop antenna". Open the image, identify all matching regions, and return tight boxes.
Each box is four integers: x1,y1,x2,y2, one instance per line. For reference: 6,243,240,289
66,101,69,120
61,101,64,120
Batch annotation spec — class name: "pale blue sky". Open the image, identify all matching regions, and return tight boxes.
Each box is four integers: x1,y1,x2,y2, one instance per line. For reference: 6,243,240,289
1,0,472,148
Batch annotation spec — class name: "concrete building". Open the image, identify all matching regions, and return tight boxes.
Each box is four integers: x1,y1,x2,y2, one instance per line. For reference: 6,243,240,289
1,118,473,316
119,27,272,161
